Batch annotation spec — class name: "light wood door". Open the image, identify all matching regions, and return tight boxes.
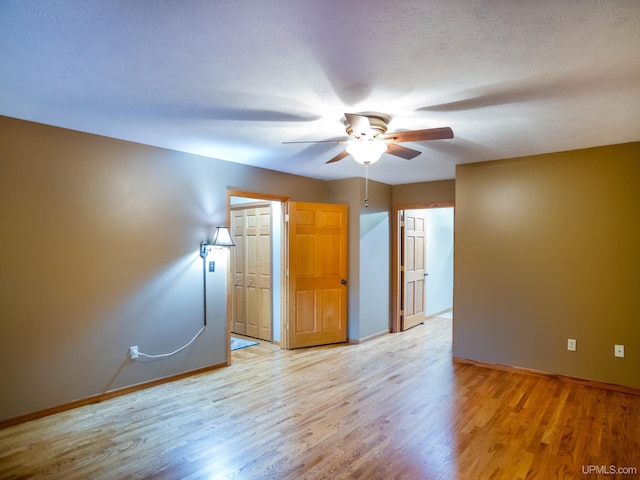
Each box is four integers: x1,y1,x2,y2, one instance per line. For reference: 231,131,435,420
231,209,247,335
287,202,347,349
231,204,272,341
256,207,272,340
402,210,426,330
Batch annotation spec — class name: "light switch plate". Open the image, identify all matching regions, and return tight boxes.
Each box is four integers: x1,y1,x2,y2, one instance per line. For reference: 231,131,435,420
614,345,624,358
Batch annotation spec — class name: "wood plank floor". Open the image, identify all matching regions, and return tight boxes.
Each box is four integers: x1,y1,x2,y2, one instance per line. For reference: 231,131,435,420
1,317,638,479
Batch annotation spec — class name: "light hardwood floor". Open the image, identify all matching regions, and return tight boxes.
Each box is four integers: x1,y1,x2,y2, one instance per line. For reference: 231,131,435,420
1,317,638,479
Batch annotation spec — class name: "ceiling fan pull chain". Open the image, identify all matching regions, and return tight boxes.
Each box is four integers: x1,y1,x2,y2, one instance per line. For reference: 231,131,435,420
364,164,369,208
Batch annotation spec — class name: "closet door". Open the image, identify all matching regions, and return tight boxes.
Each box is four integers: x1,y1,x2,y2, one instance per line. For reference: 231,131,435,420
231,204,272,341
256,207,272,340
231,209,247,335
244,207,260,338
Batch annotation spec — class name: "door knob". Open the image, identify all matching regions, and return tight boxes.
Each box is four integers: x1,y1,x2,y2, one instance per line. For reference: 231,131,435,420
341,279,347,285
424,273,429,276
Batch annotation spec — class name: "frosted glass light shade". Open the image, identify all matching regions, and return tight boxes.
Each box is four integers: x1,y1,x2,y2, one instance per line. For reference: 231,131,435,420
346,141,388,165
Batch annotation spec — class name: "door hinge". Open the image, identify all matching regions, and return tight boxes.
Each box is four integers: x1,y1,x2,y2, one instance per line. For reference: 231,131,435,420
400,220,404,227
285,268,289,277
284,214,289,222
285,322,289,331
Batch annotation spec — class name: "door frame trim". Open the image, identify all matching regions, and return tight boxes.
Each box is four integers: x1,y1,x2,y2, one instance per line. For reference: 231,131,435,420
226,190,290,364
391,202,455,333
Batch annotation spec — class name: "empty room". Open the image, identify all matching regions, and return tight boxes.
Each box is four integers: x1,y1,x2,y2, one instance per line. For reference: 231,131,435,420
1,1,639,479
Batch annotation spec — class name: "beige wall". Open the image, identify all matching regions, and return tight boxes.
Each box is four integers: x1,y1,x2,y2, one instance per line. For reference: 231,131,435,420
328,178,392,341
359,180,393,339
4,113,636,423
0,116,329,422
392,179,455,206
327,178,361,341
454,142,640,388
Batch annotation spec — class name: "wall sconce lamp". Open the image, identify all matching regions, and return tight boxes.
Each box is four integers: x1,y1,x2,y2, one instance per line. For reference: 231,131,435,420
200,226,235,258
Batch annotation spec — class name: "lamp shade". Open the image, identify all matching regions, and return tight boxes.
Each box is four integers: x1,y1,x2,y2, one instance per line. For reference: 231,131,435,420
212,226,235,246
346,141,388,165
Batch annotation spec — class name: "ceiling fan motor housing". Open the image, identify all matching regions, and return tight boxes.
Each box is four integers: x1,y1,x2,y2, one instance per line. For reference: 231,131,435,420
345,113,390,139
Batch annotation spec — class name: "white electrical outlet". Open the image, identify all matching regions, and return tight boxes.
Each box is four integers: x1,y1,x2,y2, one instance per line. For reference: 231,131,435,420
614,344,624,358
567,339,577,352
130,346,139,360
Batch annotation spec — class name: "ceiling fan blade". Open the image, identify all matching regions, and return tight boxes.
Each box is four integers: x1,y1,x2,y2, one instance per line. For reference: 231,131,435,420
345,113,373,139
282,139,347,144
381,127,454,143
325,150,350,164
386,143,422,160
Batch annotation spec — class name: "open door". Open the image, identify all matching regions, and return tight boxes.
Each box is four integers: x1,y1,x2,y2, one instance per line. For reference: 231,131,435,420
402,209,426,330
286,201,348,348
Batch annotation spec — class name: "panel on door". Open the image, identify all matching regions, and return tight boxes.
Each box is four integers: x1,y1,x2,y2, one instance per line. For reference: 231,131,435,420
231,209,246,335
287,202,348,349
257,208,272,340
402,210,426,330
245,208,259,338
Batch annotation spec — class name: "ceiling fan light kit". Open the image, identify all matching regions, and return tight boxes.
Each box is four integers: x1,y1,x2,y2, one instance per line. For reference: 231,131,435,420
284,112,454,207
284,112,454,165
346,141,388,165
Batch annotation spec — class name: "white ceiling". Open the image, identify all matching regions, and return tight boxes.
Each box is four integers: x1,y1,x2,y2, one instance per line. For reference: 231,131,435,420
1,0,639,185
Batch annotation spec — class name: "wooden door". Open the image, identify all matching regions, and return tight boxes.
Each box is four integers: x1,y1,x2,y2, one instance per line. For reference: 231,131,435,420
231,204,272,341
231,209,247,335
244,207,260,338
287,202,347,349
402,210,426,330
256,207,272,340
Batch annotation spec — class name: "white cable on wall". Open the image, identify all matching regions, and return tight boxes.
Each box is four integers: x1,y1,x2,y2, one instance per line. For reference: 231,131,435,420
133,248,212,361
136,326,206,360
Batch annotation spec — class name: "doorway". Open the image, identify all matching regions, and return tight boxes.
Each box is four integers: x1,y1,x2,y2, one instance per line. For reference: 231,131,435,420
392,203,454,333
225,191,349,361
226,190,288,362
230,200,274,342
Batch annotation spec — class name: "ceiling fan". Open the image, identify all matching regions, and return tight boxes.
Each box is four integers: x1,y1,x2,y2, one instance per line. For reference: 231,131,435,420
284,112,454,165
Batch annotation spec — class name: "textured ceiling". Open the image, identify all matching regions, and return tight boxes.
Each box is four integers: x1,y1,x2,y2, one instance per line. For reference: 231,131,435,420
1,0,639,184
